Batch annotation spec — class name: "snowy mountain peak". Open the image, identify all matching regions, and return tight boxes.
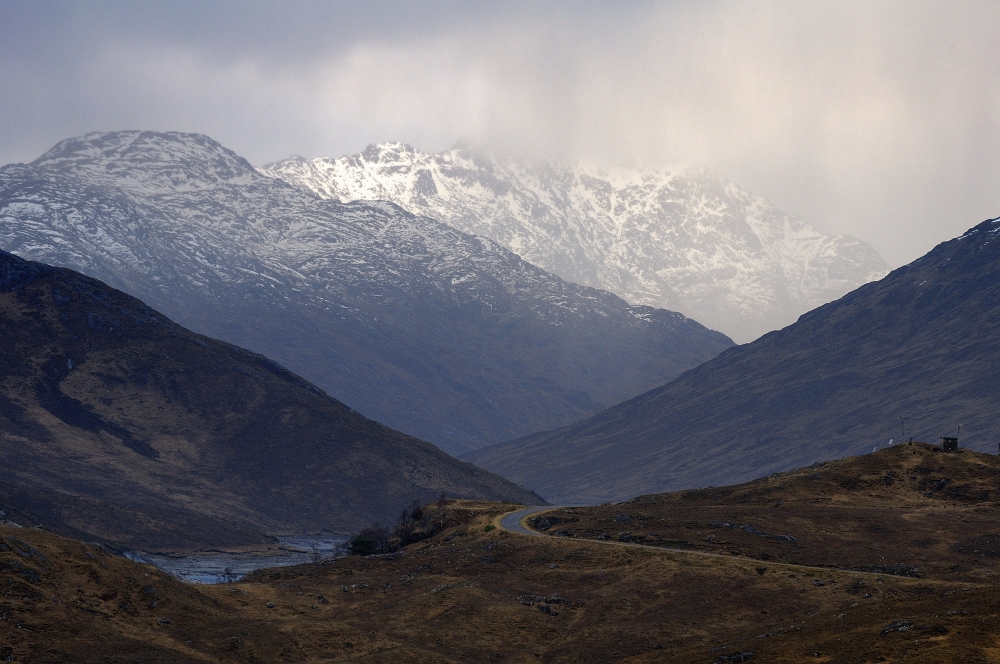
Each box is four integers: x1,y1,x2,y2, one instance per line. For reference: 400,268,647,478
360,141,420,163
33,131,258,194
263,146,888,342
1,130,733,454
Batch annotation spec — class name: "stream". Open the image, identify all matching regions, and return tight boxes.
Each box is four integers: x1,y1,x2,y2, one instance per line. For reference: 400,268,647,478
124,534,349,584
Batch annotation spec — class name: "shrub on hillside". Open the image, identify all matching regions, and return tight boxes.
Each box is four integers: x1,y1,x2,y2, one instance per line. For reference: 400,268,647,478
348,497,461,556
348,524,391,555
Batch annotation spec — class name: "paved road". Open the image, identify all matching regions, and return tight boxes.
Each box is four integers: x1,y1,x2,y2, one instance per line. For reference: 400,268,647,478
495,505,927,580
498,505,561,536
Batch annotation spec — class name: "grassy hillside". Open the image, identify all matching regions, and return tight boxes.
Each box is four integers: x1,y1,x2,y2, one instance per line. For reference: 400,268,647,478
6,444,1000,661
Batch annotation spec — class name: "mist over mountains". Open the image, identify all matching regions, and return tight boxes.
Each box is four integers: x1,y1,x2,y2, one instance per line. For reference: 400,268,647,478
264,142,888,343
0,131,732,455
467,217,1000,504
4,5,999,659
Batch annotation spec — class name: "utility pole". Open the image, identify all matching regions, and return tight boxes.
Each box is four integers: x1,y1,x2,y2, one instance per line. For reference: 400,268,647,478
898,415,909,441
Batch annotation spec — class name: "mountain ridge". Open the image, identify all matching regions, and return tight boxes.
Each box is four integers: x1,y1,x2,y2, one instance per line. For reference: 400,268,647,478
0,130,733,454
466,216,1000,504
263,142,887,342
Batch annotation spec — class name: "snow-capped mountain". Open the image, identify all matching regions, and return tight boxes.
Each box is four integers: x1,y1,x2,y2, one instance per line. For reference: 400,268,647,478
263,143,888,343
0,131,733,454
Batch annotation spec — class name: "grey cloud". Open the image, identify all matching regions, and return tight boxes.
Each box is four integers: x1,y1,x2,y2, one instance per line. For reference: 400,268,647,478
1,0,998,266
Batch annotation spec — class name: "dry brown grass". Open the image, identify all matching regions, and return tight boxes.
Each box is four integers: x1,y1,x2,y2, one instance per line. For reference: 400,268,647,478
6,445,1000,662
541,443,1000,583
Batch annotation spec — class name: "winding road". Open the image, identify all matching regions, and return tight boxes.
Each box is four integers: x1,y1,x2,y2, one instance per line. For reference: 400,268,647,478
494,505,916,579
498,505,561,536
496,505,742,561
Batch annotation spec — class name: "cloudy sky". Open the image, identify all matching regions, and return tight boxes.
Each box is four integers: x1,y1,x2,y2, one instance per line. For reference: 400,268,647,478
2,0,998,266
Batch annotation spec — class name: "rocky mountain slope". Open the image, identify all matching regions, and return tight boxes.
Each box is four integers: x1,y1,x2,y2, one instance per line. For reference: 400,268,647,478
0,249,541,549
467,217,1000,504
264,143,887,342
0,131,733,454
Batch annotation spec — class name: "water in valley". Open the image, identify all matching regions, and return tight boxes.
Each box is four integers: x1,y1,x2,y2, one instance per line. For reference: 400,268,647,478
124,534,349,584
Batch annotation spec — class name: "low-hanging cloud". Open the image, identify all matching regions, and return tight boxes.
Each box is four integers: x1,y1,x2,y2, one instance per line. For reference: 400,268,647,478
1,0,998,265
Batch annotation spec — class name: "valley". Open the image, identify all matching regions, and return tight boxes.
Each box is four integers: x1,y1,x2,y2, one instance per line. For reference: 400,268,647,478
0,131,732,455
2,6,996,661
1,146,997,664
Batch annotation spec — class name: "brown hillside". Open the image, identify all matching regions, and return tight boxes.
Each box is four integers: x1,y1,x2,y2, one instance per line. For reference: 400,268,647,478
538,443,1000,583
10,445,1000,662
0,523,289,662
0,250,541,552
